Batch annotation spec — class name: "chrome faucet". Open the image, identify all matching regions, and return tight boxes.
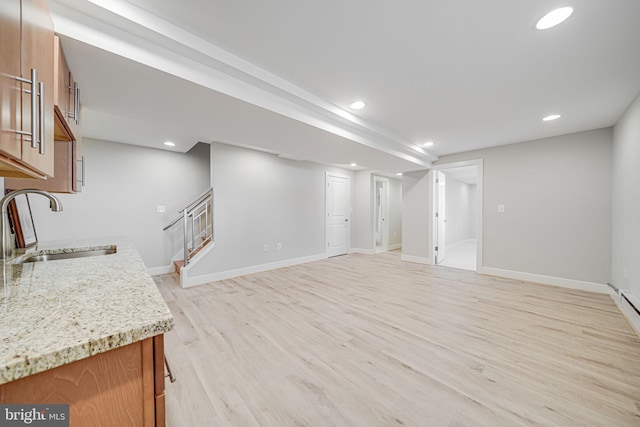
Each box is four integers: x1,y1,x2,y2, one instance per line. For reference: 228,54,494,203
0,189,63,259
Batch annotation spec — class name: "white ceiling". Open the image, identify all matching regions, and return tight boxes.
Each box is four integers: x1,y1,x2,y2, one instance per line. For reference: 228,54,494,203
48,0,640,174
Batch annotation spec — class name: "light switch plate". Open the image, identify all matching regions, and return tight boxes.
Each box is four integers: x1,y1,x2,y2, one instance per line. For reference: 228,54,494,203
498,204,505,212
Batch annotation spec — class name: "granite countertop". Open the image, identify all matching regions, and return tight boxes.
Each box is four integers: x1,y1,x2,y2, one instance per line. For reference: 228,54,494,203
0,239,174,385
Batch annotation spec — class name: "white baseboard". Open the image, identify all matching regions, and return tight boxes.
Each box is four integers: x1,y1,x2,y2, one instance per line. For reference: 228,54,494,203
148,265,174,275
354,244,402,255
479,266,612,295
148,242,216,277
350,248,376,255
613,291,640,336
181,253,328,288
401,254,431,265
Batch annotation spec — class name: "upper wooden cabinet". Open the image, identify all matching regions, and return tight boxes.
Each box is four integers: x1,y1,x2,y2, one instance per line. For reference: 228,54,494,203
0,0,22,163
5,36,84,193
53,35,82,143
0,0,55,179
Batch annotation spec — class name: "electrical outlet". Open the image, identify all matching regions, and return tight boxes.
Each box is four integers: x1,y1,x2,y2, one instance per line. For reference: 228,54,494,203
277,242,282,250
263,244,269,252
157,205,166,213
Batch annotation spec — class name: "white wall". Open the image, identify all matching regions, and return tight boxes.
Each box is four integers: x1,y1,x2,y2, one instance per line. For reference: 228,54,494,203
388,177,402,248
187,142,354,280
436,128,612,284
612,92,640,298
352,171,373,251
401,170,430,262
26,138,210,268
443,174,475,247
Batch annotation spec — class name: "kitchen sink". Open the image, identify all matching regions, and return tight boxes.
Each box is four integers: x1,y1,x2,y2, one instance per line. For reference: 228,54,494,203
14,246,117,263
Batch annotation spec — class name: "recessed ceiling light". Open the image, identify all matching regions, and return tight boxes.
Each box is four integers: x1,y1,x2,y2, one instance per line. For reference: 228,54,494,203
164,141,175,146
423,141,435,147
536,7,574,30
350,162,358,167
396,173,403,176
543,114,561,121
350,101,365,110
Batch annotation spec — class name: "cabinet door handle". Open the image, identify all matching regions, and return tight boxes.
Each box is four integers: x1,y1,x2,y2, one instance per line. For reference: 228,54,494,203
74,83,80,125
15,68,39,148
76,155,86,187
38,81,45,155
68,82,80,124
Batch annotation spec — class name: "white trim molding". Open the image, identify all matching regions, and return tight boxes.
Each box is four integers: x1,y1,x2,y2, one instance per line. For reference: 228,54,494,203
48,0,434,168
401,254,431,265
613,291,640,336
479,266,612,295
147,265,174,275
350,248,376,255
180,253,328,288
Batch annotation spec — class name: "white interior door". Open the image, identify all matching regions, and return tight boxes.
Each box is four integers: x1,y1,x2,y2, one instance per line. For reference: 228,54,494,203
436,171,446,263
326,173,350,257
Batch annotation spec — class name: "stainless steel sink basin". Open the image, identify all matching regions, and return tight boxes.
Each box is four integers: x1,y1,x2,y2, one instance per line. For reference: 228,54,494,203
15,246,117,263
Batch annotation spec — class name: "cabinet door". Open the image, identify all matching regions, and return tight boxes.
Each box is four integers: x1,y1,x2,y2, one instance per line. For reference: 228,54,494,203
20,0,55,177
54,36,71,124
4,139,75,193
0,0,22,160
68,71,82,137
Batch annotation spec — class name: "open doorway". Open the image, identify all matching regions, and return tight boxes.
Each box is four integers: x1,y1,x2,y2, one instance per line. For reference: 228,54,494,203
431,160,483,271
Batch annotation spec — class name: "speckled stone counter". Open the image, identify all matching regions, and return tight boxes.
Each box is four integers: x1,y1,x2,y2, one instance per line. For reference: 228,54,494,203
0,240,174,385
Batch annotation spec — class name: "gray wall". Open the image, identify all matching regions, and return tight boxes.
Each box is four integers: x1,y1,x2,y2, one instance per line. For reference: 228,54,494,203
188,142,354,277
402,170,430,261
388,177,402,247
436,128,612,284
443,174,476,247
26,138,210,268
352,171,373,251
612,92,640,297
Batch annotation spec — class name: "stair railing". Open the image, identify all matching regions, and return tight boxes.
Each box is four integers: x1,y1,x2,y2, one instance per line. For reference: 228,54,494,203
163,188,213,267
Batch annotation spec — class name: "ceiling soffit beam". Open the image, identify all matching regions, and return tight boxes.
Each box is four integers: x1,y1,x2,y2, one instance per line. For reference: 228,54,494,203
49,0,435,168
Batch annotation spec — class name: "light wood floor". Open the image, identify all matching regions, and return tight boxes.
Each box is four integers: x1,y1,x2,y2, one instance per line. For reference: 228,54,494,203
153,251,640,426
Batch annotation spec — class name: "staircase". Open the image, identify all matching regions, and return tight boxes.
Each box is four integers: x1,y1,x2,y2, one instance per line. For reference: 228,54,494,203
164,188,214,275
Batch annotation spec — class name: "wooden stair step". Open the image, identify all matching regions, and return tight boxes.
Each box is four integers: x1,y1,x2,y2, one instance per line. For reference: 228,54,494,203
188,237,212,260
174,260,185,274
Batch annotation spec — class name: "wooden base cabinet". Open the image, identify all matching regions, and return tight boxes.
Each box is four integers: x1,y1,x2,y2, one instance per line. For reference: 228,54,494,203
0,336,167,427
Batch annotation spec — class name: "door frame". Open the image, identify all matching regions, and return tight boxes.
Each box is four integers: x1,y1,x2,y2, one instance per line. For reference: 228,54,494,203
428,159,483,270
373,176,389,253
325,171,351,256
